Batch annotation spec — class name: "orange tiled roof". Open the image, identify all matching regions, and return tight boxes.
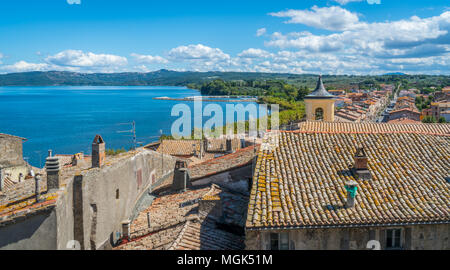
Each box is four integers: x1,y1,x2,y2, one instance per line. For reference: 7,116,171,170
206,137,241,152
157,140,202,156
298,121,449,135
189,145,259,180
115,185,248,250
246,123,450,230
387,118,422,124
169,218,245,250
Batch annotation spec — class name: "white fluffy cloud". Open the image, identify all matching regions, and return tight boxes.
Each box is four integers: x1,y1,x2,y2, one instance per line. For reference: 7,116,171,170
0,7,448,75
46,50,128,68
168,44,230,62
256,28,267,37
238,48,272,59
332,0,380,4
263,9,450,74
131,53,168,64
1,61,50,72
67,0,81,5
269,6,362,31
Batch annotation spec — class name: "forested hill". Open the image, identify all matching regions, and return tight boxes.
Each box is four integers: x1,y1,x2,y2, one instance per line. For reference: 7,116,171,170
0,69,448,89
0,70,306,86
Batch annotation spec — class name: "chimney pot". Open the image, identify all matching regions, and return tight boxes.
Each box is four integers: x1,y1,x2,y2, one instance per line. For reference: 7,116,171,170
353,146,372,180
121,220,131,240
173,165,190,191
35,174,41,202
45,155,61,191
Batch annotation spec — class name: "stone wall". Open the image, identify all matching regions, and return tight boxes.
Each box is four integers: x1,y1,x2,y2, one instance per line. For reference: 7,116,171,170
0,135,25,168
246,224,449,250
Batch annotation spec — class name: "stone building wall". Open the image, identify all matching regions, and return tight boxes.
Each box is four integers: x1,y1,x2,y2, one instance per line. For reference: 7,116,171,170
0,135,25,168
245,224,449,250
0,148,175,250
68,149,175,250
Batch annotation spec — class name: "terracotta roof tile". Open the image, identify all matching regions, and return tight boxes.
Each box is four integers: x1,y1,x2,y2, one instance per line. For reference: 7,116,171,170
247,122,450,229
189,145,259,180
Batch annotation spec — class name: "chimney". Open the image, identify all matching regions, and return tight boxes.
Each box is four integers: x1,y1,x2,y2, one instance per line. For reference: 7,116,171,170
92,135,105,168
35,174,41,203
0,171,3,192
45,150,61,191
345,180,358,208
226,137,233,153
353,146,372,180
200,140,204,159
173,160,190,191
121,220,131,240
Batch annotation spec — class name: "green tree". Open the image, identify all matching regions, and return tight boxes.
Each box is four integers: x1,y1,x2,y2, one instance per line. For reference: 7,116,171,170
422,116,437,123
296,86,310,101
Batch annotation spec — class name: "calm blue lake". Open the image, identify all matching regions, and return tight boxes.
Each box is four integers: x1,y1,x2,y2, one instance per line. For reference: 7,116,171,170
0,86,261,167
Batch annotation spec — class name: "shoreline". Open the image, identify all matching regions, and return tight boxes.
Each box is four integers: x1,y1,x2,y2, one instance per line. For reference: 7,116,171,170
153,95,257,102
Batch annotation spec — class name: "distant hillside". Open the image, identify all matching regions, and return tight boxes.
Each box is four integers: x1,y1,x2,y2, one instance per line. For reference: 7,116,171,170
0,70,448,89
0,70,309,86
384,72,407,76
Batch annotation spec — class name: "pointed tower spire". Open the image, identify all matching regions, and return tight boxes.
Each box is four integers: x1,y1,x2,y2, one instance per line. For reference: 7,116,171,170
305,75,334,99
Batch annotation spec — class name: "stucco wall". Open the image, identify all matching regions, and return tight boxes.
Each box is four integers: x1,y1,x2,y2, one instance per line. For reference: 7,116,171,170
246,224,449,250
305,99,335,122
0,208,57,250
192,164,252,194
71,149,175,250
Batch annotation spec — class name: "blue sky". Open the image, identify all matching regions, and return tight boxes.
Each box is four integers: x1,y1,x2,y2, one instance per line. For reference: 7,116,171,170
0,0,448,74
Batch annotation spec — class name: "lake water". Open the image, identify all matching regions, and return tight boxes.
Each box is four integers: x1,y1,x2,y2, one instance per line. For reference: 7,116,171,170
0,86,261,167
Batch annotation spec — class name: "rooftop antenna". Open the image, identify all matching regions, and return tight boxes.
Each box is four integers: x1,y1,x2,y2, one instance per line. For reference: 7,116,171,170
117,121,137,150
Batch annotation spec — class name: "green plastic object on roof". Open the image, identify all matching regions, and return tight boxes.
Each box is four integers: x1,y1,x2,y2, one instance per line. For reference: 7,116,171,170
345,185,358,198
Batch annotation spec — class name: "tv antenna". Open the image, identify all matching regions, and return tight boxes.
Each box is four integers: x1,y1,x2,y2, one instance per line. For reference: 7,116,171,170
117,121,138,150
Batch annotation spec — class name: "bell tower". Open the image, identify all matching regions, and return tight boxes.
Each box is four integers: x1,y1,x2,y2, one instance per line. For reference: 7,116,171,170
304,76,336,122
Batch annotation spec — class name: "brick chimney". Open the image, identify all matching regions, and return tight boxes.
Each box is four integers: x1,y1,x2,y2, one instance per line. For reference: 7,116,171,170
45,150,61,191
121,220,131,240
345,180,358,208
92,135,105,168
353,146,372,180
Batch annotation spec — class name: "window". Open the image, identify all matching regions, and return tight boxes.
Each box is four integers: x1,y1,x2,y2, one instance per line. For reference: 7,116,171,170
386,229,402,249
270,233,289,250
315,108,324,121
